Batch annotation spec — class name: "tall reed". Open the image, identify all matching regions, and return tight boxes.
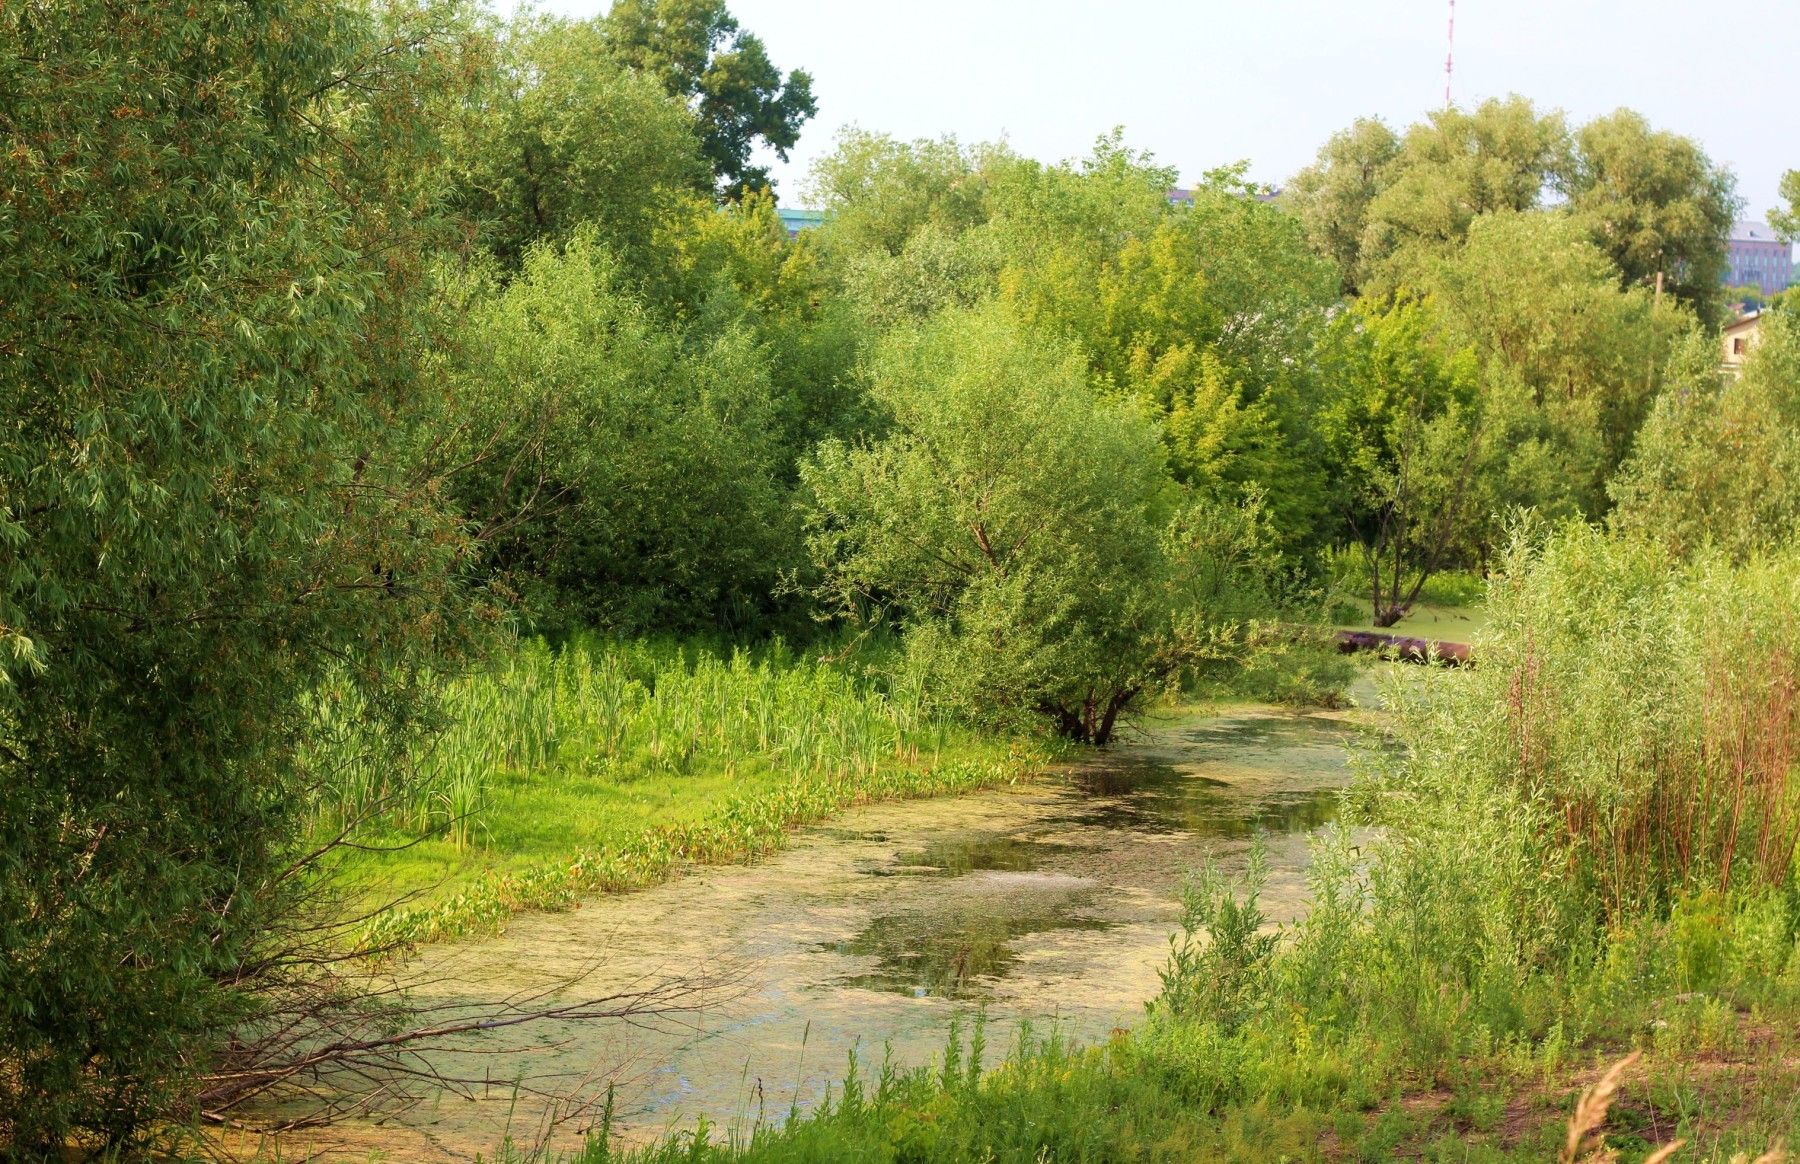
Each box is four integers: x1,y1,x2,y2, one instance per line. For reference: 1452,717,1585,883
304,636,950,851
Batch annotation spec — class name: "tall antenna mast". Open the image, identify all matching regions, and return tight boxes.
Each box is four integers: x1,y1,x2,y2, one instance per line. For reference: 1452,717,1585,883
1444,0,1456,107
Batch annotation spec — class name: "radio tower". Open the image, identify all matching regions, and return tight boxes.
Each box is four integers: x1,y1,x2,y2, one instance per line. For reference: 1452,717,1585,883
1444,0,1456,107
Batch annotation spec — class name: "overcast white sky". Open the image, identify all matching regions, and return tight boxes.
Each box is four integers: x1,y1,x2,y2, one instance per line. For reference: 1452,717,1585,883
528,0,1796,220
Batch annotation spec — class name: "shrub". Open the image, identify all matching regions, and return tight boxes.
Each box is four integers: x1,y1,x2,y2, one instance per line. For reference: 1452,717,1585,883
1285,522,1800,1061
1155,842,1279,1033
0,2,472,1148
447,231,796,634
1611,311,1800,561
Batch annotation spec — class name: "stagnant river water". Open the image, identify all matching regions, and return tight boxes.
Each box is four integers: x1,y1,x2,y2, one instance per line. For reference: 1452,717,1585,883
296,703,1368,1161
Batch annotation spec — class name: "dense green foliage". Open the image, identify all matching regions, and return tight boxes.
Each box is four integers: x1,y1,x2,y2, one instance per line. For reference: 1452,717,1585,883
0,0,476,1147
1564,108,1740,315
1771,169,1800,241
1288,97,1740,323
1612,312,1800,559
1282,117,1399,298
1420,211,1687,494
0,0,1784,1150
447,232,794,632
448,14,707,271
1314,300,1486,623
803,304,1275,742
601,0,817,197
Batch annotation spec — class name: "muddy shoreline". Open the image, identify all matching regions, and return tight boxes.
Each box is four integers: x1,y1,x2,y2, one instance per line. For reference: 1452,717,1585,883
272,703,1368,1161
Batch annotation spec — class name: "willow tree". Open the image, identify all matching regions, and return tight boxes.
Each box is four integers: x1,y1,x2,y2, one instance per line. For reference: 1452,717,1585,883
0,1,474,1148
448,13,708,271
1562,108,1739,324
802,304,1274,743
1416,210,1694,516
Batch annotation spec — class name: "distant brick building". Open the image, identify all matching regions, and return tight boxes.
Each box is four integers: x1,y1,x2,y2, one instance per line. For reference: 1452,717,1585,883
1725,219,1794,296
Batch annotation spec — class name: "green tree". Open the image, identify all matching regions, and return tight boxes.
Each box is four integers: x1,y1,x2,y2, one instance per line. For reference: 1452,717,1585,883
1317,301,1487,625
1359,96,1569,293
804,130,1016,332
602,0,816,198
806,133,1343,560
1562,108,1739,324
447,231,794,633
996,161,1338,551
803,305,1273,743
1415,211,1692,514
807,129,1008,259
0,0,471,1147
1283,117,1401,296
1773,169,1800,240
450,13,706,270
652,192,869,460
1610,313,1800,560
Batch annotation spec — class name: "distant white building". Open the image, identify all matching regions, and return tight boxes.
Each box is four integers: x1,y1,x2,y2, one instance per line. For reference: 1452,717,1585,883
1721,310,1763,371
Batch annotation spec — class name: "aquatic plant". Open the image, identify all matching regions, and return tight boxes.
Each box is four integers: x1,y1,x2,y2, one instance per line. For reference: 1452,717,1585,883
541,527,1800,1162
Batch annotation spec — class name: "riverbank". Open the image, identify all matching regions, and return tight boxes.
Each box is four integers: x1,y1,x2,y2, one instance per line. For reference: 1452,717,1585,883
585,1016,1800,1163
323,638,1052,950
267,702,1366,1161
591,538,1800,1163
1335,601,1486,642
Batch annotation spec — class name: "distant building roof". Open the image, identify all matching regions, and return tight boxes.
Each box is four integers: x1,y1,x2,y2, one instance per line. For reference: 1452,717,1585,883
1730,219,1786,244
776,207,825,239
1168,186,1281,206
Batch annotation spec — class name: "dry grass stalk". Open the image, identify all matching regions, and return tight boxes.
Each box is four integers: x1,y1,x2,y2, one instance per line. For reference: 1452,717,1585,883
1562,1051,1639,1164
1559,1052,1787,1164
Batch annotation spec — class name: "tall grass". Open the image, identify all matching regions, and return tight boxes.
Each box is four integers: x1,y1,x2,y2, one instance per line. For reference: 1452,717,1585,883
306,637,948,852
301,636,1039,947
1379,524,1800,940
1247,526,1800,1077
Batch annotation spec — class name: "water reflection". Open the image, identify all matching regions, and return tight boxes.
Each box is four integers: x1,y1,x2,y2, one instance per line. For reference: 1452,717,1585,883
1056,762,1345,835
832,710,1354,999
823,902,1114,998
884,834,1068,875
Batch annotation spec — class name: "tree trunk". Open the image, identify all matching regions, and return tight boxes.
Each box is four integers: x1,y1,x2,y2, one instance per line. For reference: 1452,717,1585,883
1042,687,1139,745
1092,686,1137,746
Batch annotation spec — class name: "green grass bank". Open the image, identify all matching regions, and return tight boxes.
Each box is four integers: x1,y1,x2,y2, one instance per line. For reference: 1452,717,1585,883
312,638,1051,949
